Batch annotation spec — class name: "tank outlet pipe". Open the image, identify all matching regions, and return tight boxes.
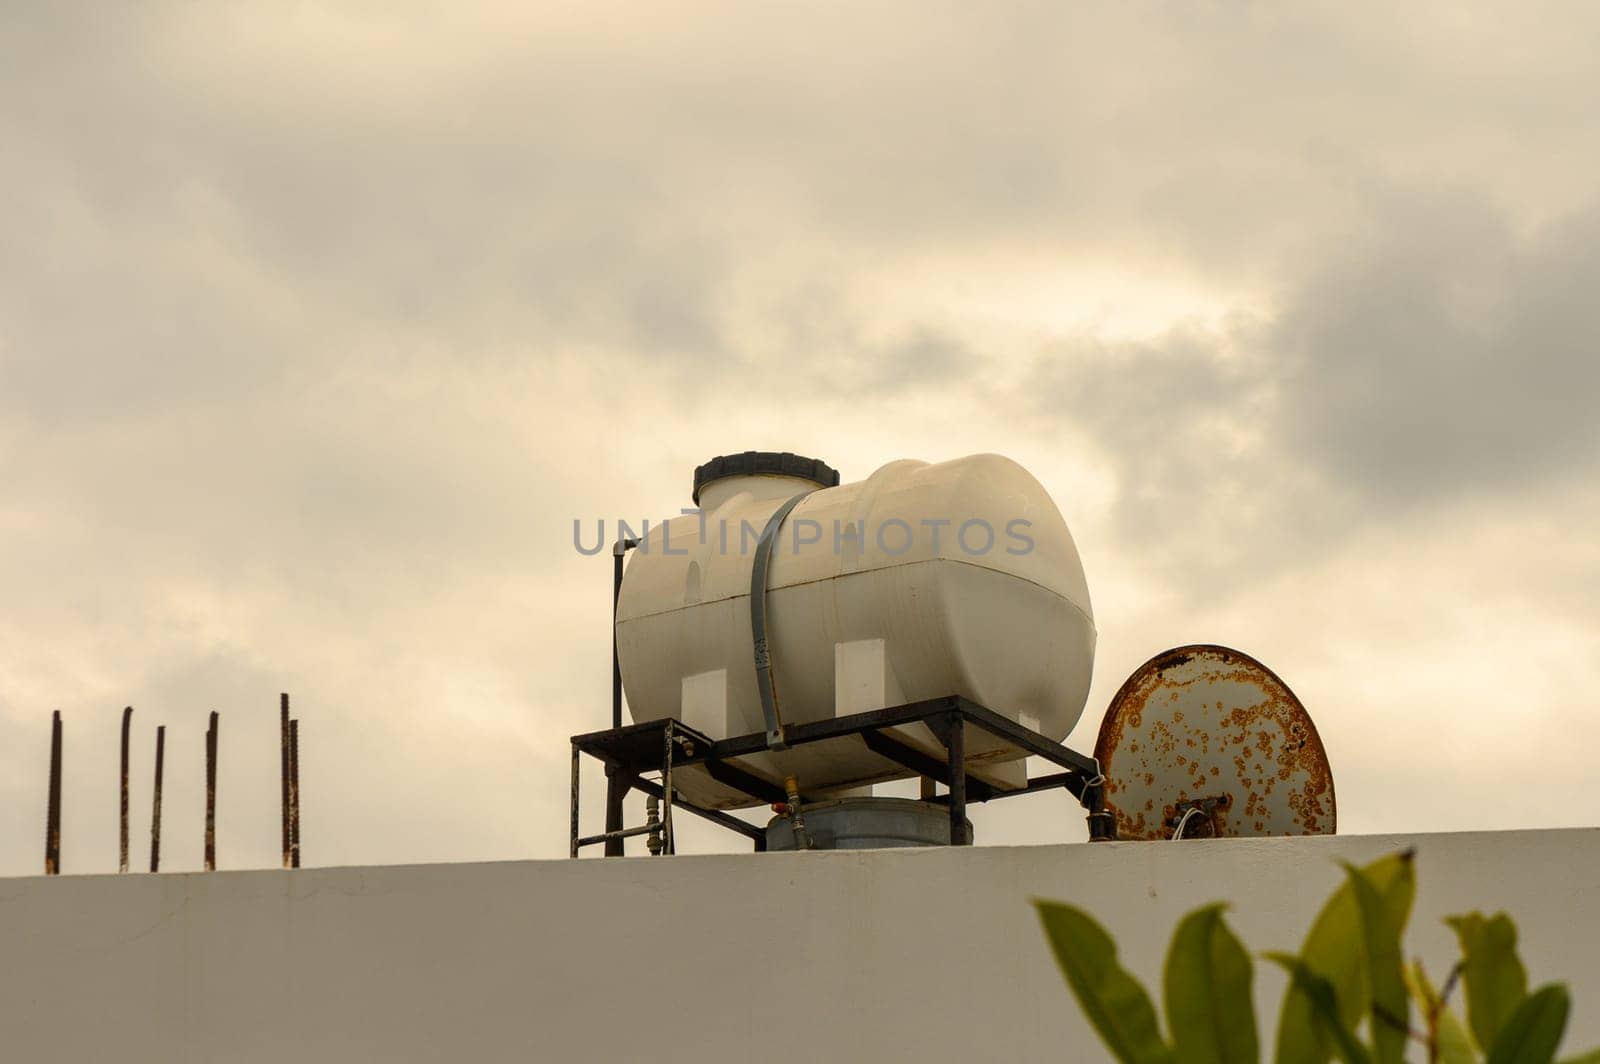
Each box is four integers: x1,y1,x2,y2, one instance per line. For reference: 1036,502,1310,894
779,775,813,850
750,492,817,750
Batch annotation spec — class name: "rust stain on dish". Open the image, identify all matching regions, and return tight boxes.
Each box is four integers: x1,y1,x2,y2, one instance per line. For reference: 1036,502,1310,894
1093,644,1335,842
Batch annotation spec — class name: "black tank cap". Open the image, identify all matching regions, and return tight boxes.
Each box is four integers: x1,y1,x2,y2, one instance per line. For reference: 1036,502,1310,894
692,452,840,504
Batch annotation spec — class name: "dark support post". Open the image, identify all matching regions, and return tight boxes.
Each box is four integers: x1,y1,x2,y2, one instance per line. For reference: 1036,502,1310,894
150,725,165,873
119,706,132,873
604,537,640,856
280,694,291,868
204,711,218,871
946,712,970,846
45,710,63,875
603,764,628,857
289,718,301,869
569,743,581,859
661,721,675,856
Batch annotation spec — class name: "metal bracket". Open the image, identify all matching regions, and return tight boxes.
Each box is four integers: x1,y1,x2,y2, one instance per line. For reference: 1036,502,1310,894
1169,794,1231,839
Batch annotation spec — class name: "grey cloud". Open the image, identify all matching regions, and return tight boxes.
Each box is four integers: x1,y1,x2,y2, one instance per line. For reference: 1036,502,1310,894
13,1,1600,416
1021,317,1292,593
1023,190,1600,605
1277,192,1600,499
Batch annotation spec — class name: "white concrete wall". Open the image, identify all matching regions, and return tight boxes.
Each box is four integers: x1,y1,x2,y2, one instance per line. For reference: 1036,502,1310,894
1,829,1597,1063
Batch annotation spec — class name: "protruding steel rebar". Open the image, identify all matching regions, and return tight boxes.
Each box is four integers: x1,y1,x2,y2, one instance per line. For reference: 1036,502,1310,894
120,706,133,873
288,718,301,869
204,711,218,871
150,725,166,873
280,693,290,869
45,710,63,875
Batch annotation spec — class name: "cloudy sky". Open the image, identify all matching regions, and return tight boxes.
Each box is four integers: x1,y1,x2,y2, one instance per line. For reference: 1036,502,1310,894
4,3,1599,876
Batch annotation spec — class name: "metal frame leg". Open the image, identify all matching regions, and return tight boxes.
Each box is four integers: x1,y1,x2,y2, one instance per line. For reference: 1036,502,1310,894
661,721,676,856
946,712,970,846
569,742,581,859
604,764,628,857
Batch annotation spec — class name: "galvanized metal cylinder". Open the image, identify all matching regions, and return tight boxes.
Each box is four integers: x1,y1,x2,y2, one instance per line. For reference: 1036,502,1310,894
764,797,972,851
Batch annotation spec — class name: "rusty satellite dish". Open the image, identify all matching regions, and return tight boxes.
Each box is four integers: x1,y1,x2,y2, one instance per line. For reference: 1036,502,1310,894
1093,645,1335,841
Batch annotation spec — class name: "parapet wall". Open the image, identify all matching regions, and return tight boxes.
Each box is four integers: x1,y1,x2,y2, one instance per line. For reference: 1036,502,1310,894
2,829,1597,1062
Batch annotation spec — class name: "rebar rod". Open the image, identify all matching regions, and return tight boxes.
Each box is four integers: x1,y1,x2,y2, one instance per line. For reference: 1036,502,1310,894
45,710,62,875
119,706,132,873
288,717,300,869
150,725,165,873
204,711,218,871
280,694,290,868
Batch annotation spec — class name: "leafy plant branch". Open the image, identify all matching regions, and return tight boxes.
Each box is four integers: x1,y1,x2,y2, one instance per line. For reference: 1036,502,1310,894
1035,850,1594,1064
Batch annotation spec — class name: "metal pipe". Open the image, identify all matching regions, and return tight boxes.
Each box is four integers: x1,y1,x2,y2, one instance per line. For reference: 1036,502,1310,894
626,775,765,844
611,537,638,731
149,725,165,873
288,718,300,869
280,694,290,868
783,774,810,851
204,711,218,871
577,824,660,847
120,706,132,872
45,710,62,875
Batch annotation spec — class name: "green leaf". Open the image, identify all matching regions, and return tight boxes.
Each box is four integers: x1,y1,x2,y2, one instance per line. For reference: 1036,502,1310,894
1448,913,1529,1054
1438,1008,1480,1064
1035,900,1175,1064
1340,860,1414,1064
1163,904,1259,1064
1486,984,1570,1064
1275,851,1416,1064
1265,953,1372,1064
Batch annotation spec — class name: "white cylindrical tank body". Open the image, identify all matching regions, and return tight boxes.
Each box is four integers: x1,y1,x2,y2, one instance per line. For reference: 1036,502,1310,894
615,453,1095,807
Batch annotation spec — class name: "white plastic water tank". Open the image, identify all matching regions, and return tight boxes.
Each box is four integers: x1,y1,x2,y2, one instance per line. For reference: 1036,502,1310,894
615,452,1095,807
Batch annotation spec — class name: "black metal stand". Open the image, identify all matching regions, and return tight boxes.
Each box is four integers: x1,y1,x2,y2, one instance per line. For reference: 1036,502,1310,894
568,696,1114,856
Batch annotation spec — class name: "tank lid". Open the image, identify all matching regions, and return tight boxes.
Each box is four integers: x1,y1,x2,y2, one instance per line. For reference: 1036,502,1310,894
692,451,839,504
